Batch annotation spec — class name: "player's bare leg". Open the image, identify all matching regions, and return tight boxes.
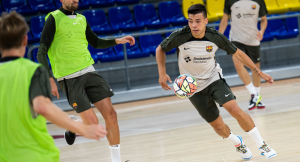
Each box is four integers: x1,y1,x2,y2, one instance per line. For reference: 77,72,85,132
232,56,251,85
222,100,254,131
232,57,261,110
94,97,121,162
252,62,265,109
252,62,261,88
94,97,120,145
209,114,252,159
222,100,276,159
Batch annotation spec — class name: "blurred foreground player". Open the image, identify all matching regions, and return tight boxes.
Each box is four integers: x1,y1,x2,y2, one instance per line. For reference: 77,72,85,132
37,0,135,161
0,11,106,162
156,4,276,160
219,0,268,110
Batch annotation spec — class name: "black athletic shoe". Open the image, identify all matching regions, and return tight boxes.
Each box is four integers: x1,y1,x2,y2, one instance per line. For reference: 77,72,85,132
64,115,77,145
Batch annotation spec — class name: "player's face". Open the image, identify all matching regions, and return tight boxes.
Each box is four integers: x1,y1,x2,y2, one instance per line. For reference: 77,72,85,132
188,13,208,38
61,0,79,11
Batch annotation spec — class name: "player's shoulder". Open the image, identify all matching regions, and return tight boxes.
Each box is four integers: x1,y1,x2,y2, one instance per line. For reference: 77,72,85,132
205,26,222,37
169,25,191,38
205,26,229,45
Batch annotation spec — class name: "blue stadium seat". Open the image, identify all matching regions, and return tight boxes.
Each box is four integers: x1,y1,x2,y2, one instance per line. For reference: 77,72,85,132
139,32,163,55
28,0,57,13
2,0,38,15
84,10,119,35
28,31,40,44
285,12,299,36
109,7,144,32
159,1,187,26
54,0,61,7
24,47,29,59
31,16,46,39
268,14,298,39
134,4,169,29
114,41,150,59
0,4,3,13
89,0,114,7
78,0,90,9
115,0,139,5
257,22,274,42
88,45,124,62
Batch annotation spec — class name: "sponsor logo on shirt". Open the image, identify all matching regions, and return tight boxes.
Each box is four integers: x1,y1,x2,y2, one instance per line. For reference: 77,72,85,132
206,46,213,52
237,13,242,19
252,5,256,10
72,103,78,109
193,57,212,63
184,55,191,63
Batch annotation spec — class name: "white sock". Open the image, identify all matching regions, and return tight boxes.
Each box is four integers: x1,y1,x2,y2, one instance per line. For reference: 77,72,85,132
226,132,241,147
245,83,257,95
109,144,121,162
247,127,264,147
254,86,261,94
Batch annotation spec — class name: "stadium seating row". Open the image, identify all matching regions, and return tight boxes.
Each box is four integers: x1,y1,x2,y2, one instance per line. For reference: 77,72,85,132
28,1,187,43
28,11,299,64
1,0,140,15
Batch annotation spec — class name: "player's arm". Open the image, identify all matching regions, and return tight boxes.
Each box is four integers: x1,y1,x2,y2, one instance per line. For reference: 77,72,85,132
32,96,106,139
219,0,231,34
37,14,60,99
256,0,268,41
232,49,273,83
256,16,267,41
218,13,229,34
156,45,172,90
30,66,106,139
86,22,135,48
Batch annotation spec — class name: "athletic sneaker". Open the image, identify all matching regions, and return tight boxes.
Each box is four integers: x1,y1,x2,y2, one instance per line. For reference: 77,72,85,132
235,135,252,159
248,94,262,110
259,141,276,159
64,115,77,145
257,101,265,109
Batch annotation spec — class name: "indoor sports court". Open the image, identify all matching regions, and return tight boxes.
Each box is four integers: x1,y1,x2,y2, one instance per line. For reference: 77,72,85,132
1,0,300,161
50,78,300,162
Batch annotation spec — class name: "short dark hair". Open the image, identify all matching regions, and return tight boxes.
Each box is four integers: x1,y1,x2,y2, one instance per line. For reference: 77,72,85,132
187,3,207,18
0,11,29,50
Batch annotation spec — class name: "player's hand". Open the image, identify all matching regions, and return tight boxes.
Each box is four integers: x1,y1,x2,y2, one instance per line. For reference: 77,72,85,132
259,72,273,84
82,124,107,140
255,31,263,41
49,77,60,99
159,73,172,90
115,36,135,46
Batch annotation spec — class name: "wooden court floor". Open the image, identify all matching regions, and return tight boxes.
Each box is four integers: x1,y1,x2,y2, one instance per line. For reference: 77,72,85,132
48,77,300,162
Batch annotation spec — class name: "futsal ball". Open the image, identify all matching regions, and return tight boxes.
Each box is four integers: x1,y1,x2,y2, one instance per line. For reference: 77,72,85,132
173,74,197,98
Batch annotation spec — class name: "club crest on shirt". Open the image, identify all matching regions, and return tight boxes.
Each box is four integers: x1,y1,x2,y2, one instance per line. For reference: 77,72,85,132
252,5,256,10
72,103,78,109
206,46,213,52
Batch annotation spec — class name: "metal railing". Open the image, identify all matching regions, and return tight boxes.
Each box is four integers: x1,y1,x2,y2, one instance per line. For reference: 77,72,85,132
27,13,300,90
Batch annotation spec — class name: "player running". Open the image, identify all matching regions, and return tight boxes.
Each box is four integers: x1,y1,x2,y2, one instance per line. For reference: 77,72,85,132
155,4,276,160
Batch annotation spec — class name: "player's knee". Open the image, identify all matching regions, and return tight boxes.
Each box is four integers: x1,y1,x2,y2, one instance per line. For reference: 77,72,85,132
106,108,118,121
213,124,225,133
228,106,243,118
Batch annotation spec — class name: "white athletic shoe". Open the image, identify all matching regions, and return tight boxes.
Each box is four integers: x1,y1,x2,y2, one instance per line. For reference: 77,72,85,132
235,135,252,159
259,141,277,159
